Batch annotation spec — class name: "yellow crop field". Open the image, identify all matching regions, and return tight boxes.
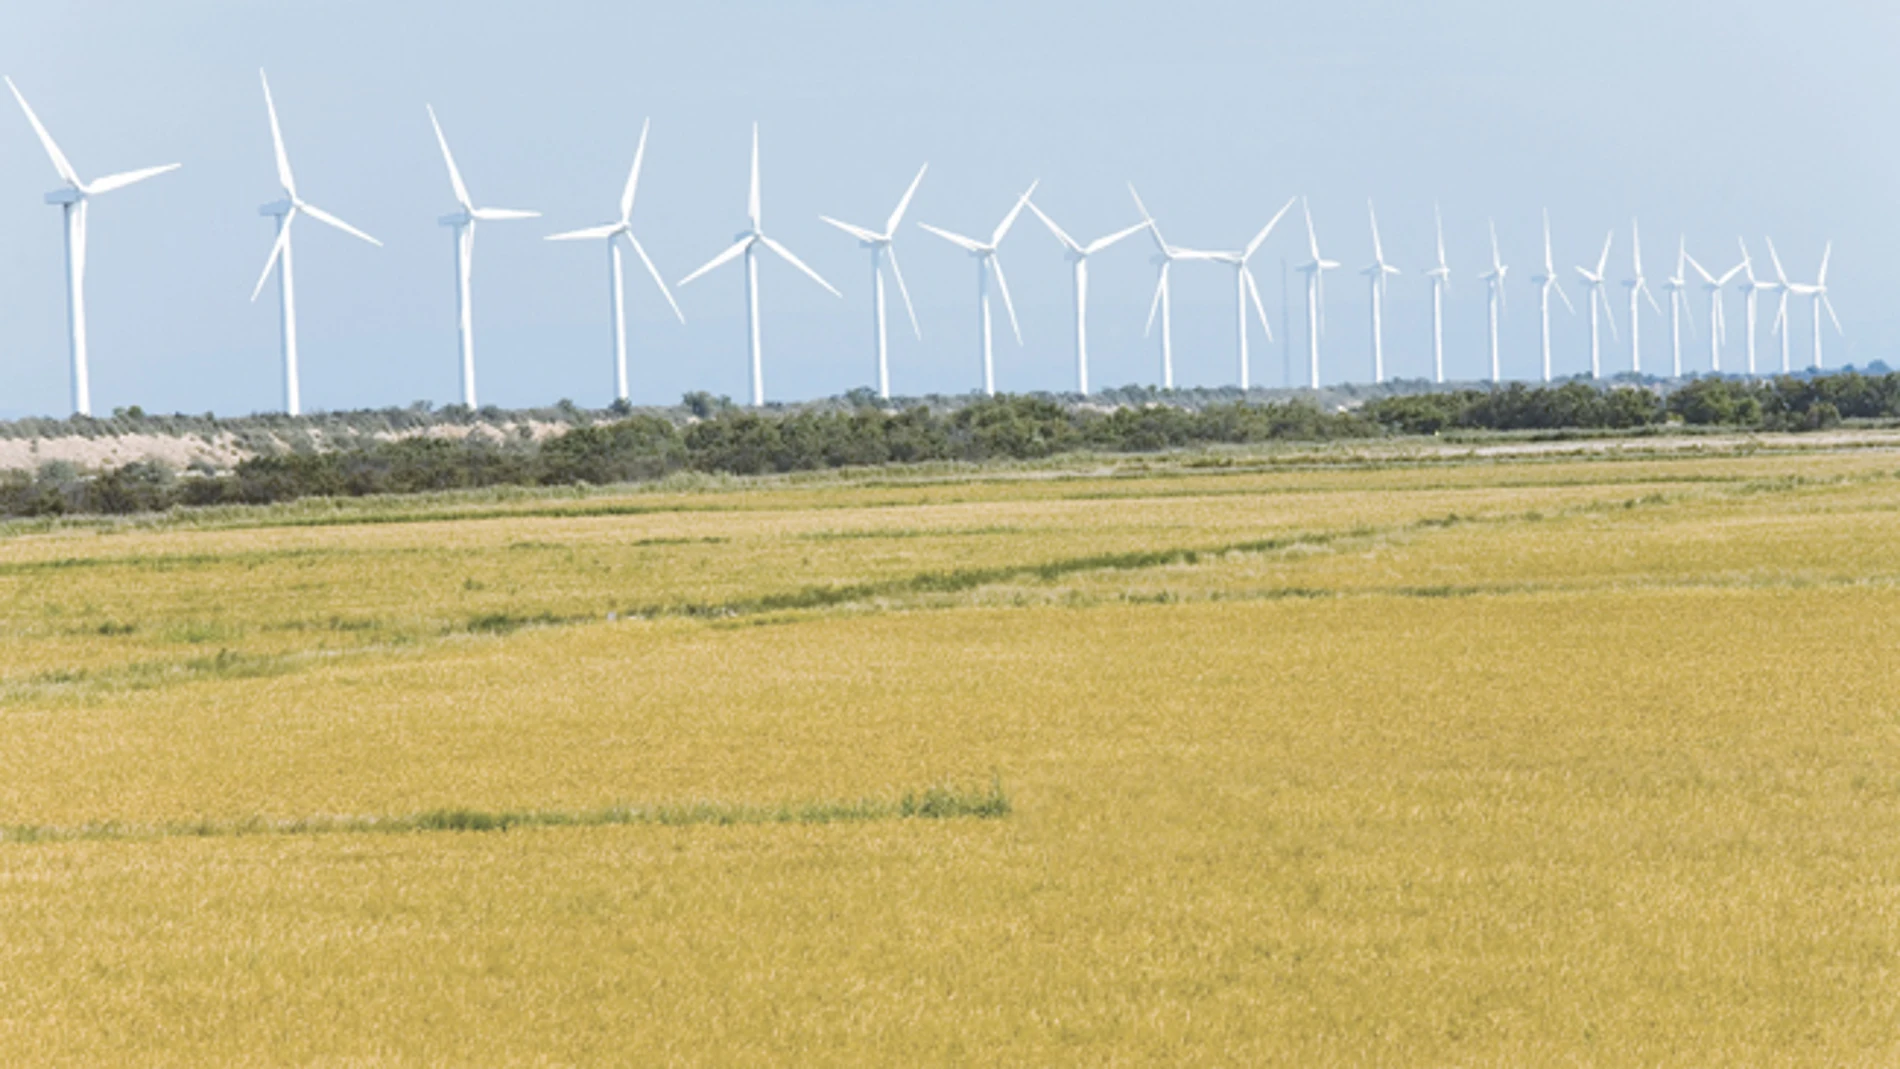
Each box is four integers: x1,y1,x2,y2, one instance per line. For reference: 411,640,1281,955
1,440,1898,1063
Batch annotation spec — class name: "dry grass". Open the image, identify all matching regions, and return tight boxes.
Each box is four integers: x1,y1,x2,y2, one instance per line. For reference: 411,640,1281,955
0,444,1897,1062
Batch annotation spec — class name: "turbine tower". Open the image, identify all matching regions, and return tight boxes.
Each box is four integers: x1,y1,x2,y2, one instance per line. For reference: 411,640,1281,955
545,119,684,404
1778,241,1840,370
1296,199,1340,389
1764,238,1802,374
919,182,1038,397
1574,231,1618,379
678,124,841,407
427,105,539,409
1622,221,1662,376
1733,239,1781,378
6,77,180,417
1479,220,1508,383
1202,198,1295,390
819,164,927,400
251,70,382,417
1025,198,1146,395
1423,205,1450,384
1526,210,1574,383
1360,200,1401,383
1128,185,1209,390
1661,237,1697,377
1684,252,1744,373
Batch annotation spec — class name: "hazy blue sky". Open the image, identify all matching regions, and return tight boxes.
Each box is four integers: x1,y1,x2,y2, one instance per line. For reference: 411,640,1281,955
1,1,1894,417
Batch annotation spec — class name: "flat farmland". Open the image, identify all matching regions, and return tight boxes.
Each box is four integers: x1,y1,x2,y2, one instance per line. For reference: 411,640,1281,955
1,442,1898,1063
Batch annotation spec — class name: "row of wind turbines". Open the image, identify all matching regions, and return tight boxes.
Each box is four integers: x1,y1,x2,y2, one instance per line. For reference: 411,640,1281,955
5,73,1846,418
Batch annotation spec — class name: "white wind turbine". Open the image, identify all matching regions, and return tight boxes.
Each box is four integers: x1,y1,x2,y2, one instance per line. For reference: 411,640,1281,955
678,124,840,408
1201,198,1295,390
1296,199,1340,389
919,182,1038,397
1360,200,1401,383
251,71,382,417
820,164,927,400
1128,184,1211,390
1732,239,1781,378
1684,251,1744,372
1573,230,1618,379
1622,221,1663,376
1662,237,1697,377
1479,220,1509,383
1526,210,1575,383
427,105,539,409
1025,198,1147,394
545,119,684,404
1776,240,1840,370
6,77,180,417
1423,205,1450,384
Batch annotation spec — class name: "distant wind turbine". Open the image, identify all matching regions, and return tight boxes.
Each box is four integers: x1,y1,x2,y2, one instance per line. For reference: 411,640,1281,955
251,70,382,417
1423,205,1450,384
6,76,180,417
1360,200,1401,383
919,182,1038,397
1733,239,1781,378
1782,241,1841,370
1527,210,1575,383
1574,230,1618,379
545,119,684,404
679,124,840,408
1685,251,1745,373
1479,220,1508,383
1661,237,1697,378
1128,184,1209,390
1026,198,1146,394
1202,197,1295,390
820,164,928,400
1297,199,1340,389
1622,221,1663,376
427,105,539,409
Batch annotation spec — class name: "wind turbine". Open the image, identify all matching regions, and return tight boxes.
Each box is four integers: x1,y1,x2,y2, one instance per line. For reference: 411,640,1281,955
1574,230,1618,379
1527,210,1575,383
678,124,840,408
1201,198,1295,390
6,77,180,417
1423,205,1450,384
427,105,539,409
1479,220,1508,383
1622,221,1663,376
1732,239,1781,378
919,181,1038,397
1684,251,1744,372
820,164,927,400
545,119,684,405
1128,184,1210,390
1662,237,1697,377
1777,241,1840,370
1360,200,1401,383
1296,199,1340,389
251,70,382,417
1025,198,1146,394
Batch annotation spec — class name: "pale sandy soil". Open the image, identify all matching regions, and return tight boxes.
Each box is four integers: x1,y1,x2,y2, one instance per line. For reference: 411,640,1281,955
0,420,573,473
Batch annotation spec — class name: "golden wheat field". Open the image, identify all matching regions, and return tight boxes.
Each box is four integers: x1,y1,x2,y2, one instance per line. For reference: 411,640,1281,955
2,439,1898,1063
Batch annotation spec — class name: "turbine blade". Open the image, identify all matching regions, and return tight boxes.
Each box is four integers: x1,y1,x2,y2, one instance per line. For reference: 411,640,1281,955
1026,200,1082,253
1601,289,1619,342
1818,241,1832,285
1632,219,1643,272
1596,230,1613,278
626,233,685,323
918,222,984,253
1644,283,1663,315
1766,237,1789,285
1771,291,1787,335
1489,219,1502,271
1303,197,1320,261
679,237,751,287
1684,253,1714,285
545,223,621,241
259,70,296,198
250,210,295,302
747,122,761,229
884,163,927,236
1555,280,1576,315
472,207,540,221
1368,198,1385,264
761,234,840,296
1246,197,1296,261
991,180,1039,246
85,163,181,195
989,255,1023,345
426,104,472,210
1086,220,1148,256
885,244,921,340
1824,294,1842,335
1144,263,1168,337
1244,267,1272,342
1543,208,1554,271
620,118,650,223
6,77,81,188
301,201,382,247
820,216,880,243
1435,203,1447,267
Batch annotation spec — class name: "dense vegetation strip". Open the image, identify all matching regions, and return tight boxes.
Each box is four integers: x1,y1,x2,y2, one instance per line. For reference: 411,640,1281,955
0,781,1011,845
4,373,1897,518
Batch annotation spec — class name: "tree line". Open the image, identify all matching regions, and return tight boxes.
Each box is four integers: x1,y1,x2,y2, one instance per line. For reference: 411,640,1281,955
4,373,1897,518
